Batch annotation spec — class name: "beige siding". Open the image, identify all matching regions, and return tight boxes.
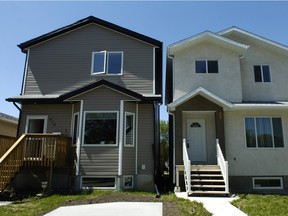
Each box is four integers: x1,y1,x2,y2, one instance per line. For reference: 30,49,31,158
80,147,119,175
19,104,72,136
0,121,17,137
137,103,154,174
24,24,154,96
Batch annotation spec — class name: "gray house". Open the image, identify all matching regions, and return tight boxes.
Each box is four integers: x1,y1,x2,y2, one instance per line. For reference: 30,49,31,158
166,27,288,195
4,16,162,192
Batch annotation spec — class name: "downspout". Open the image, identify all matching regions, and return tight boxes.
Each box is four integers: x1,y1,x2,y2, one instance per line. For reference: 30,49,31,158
153,100,161,197
167,49,176,188
13,102,22,137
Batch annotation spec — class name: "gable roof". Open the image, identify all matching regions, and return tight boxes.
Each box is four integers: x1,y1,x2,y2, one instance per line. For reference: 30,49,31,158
219,26,288,55
168,31,249,56
6,79,160,104
167,87,233,111
18,16,162,53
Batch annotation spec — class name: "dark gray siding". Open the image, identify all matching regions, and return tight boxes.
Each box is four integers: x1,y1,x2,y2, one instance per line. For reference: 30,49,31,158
137,103,154,175
123,102,136,175
80,147,119,176
75,86,136,176
19,104,72,136
24,24,154,96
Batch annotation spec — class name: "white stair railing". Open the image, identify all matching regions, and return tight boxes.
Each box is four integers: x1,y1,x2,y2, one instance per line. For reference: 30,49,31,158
216,139,229,193
183,138,191,195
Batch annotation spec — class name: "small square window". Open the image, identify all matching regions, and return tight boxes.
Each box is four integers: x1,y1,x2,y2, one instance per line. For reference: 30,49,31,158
254,65,271,82
123,176,134,189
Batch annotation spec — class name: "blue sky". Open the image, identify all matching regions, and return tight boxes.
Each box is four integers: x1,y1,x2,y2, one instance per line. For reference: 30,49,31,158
1,1,288,120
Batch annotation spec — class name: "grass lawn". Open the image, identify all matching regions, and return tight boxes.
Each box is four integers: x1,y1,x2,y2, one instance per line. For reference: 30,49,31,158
0,190,211,216
232,194,288,216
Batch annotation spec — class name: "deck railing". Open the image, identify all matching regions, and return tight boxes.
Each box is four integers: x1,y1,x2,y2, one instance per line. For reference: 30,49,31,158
0,135,17,158
0,134,70,191
183,138,191,195
216,139,229,193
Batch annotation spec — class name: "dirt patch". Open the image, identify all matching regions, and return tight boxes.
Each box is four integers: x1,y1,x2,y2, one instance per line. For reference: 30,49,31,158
63,193,180,216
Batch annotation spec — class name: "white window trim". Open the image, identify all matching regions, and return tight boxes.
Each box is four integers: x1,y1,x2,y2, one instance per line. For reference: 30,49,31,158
195,59,219,74
123,175,134,189
72,112,79,146
124,112,135,147
25,115,48,133
91,51,123,76
83,111,119,147
244,116,285,149
252,177,283,189
254,64,272,83
81,176,117,189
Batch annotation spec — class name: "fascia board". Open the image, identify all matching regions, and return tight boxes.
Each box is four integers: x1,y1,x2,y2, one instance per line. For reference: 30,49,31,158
219,27,288,55
168,87,233,111
168,31,248,56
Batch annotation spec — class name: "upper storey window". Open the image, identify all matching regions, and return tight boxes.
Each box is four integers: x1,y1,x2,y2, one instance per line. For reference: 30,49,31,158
92,51,123,75
195,60,218,73
254,65,271,82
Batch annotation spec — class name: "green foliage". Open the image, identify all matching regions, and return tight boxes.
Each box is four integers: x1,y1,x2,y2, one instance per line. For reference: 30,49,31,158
160,120,169,173
0,191,212,216
232,194,288,216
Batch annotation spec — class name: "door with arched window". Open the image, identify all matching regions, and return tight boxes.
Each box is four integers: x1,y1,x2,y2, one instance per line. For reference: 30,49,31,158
186,119,207,162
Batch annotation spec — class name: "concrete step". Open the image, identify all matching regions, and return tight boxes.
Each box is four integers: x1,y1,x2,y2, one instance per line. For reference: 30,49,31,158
192,184,226,188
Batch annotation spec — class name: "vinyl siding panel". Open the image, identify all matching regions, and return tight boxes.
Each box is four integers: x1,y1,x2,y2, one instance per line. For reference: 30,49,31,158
123,102,136,175
19,104,72,136
76,86,136,176
24,24,154,96
80,147,118,175
137,103,154,174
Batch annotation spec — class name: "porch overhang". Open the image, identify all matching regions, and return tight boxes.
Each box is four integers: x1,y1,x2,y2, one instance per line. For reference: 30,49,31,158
168,87,233,112
6,79,162,104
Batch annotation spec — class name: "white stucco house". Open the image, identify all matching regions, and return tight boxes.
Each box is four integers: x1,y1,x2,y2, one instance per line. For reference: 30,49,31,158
166,27,288,195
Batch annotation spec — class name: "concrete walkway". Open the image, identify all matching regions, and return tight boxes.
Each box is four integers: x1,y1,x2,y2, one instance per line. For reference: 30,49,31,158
44,202,163,216
176,192,247,216
0,201,11,206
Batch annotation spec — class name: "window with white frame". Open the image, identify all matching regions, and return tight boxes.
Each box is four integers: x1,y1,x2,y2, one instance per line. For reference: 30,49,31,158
82,177,116,189
245,117,284,148
195,60,218,73
72,113,79,145
253,177,283,189
254,65,271,82
123,176,134,189
124,112,135,147
91,51,123,75
84,112,118,145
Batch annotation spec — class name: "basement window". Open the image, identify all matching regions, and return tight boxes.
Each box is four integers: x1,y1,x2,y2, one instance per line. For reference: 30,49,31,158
253,177,283,189
82,177,116,189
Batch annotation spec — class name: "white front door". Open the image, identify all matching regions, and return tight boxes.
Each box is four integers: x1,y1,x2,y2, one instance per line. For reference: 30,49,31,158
186,119,207,162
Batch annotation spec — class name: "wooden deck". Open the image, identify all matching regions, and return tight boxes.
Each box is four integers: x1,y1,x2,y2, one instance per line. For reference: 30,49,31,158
0,134,71,191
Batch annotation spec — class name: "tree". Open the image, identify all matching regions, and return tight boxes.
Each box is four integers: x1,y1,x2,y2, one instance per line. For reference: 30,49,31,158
160,120,169,173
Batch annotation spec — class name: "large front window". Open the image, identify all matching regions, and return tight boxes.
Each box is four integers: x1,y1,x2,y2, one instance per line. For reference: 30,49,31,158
91,51,123,75
245,117,284,148
84,112,118,145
